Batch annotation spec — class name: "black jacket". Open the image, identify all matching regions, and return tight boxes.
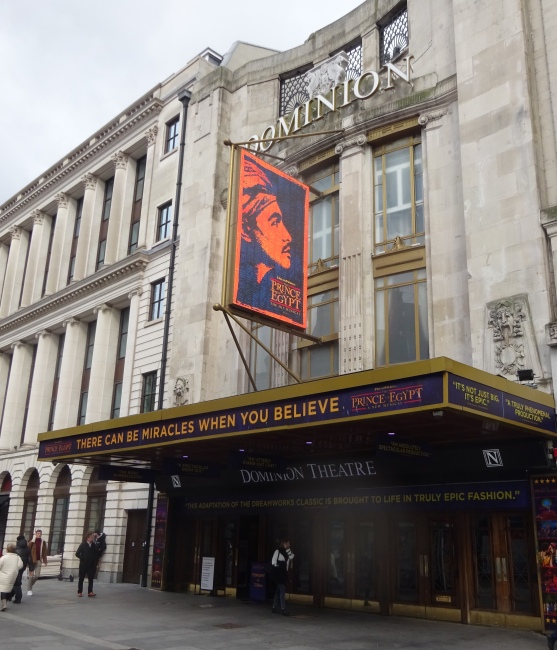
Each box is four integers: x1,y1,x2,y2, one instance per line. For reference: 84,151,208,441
76,541,99,568
95,532,107,556
15,536,31,571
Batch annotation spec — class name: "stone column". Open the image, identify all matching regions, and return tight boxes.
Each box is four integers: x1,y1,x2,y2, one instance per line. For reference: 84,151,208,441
86,303,120,423
72,173,98,282
23,330,59,444
0,353,13,452
119,288,142,416
1,341,34,450
53,318,88,429
44,193,73,295
103,151,129,266
20,210,53,308
136,126,158,250
0,226,30,317
336,137,369,373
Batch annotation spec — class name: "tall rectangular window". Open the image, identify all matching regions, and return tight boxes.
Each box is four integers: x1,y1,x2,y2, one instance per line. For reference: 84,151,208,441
48,334,65,431
141,371,157,413
156,202,172,241
379,4,409,66
41,215,56,297
299,289,339,380
78,321,96,425
68,197,83,284
308,162,340,273
128,156,146,254
373,135,428,367
111,307,129,418
97,177,114,270
164,117,180,153
248,324,274,391
150,279,166,320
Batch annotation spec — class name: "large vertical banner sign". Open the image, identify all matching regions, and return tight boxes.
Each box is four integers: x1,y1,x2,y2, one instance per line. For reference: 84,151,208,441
231,149,309,330
533,478,557,632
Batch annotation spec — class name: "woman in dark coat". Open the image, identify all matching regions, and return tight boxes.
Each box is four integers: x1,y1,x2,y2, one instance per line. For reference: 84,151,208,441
76,532,99,597
8,535,31,603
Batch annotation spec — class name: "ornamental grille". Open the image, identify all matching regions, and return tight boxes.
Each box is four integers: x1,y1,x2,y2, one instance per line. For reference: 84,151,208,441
279,41,362,116
379,5,408,66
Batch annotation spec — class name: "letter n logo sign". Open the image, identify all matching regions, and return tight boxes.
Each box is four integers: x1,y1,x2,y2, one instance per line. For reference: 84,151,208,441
483,449,503,467
171,475,182,488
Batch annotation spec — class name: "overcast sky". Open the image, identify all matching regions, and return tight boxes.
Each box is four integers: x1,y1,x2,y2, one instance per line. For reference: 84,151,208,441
0,0,364,204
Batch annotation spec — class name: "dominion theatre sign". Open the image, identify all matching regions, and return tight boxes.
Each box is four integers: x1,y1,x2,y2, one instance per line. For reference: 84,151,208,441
248,55,414,152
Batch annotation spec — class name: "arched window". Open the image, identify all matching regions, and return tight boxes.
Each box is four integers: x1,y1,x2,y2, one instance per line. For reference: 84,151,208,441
20,470,39,538
84,467,107,536
49,466,71,555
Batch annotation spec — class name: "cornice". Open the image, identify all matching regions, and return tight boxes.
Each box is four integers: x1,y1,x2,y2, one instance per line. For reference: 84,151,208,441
0,253,149,337
0,94,163,223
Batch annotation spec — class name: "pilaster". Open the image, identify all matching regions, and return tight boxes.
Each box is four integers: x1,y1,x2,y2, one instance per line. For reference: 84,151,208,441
0,226,30,317
23,330,59,444
20,210,53,307
136,127,158,250
53,318,88,429
0,353,13,452
73,173,98,282
1,341,34,450
44,193,73,295
86,303,120,423
104,151,130,266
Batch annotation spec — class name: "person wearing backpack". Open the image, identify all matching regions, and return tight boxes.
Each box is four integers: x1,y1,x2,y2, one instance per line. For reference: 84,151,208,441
270,538,294,616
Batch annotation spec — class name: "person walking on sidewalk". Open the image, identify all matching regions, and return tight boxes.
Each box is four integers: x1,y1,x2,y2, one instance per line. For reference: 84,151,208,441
8,535,31,604
0,543,23,611
27,529,48,596
76,532,99,597
270,538,294,616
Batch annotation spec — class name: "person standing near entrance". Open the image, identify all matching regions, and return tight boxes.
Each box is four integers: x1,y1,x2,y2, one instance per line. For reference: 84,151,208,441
0,543,23,611
76,532,99,597
27,529,48,596
271,538,294,616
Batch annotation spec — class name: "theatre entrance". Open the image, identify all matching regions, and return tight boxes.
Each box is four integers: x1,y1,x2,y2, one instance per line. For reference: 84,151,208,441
163,504,539,626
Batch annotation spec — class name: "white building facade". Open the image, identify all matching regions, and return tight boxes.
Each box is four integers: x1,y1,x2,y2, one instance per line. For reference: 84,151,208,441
3,0,557,631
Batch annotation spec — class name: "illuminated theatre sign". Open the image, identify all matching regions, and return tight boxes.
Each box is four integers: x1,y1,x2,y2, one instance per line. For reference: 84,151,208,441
247,55,414,153
38,360,556,462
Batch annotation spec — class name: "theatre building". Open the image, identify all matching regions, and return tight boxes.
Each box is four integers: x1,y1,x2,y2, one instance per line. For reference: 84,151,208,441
4,0,557,633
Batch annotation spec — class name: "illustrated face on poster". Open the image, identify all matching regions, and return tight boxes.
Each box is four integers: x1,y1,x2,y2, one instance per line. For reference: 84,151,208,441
232,149,309,329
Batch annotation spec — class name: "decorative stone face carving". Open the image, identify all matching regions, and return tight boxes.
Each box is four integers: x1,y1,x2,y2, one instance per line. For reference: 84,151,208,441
485,295,541,379
173,376,189,406
306,52,350,99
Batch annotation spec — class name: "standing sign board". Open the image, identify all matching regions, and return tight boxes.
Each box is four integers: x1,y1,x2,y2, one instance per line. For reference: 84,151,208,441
200,556,215,591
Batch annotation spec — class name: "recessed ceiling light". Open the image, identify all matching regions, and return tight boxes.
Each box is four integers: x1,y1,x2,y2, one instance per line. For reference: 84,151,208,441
388,432,396,436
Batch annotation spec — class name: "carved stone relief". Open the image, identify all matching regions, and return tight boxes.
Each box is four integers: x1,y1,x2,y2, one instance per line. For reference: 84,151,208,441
306,52,349,99
173,376,190,406
485,295,542,380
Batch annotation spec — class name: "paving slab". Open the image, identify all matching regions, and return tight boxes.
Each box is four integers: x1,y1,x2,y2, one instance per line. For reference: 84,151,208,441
0,580,550,650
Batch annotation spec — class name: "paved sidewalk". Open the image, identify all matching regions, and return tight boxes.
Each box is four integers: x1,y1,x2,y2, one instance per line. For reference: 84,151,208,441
0,579,550,649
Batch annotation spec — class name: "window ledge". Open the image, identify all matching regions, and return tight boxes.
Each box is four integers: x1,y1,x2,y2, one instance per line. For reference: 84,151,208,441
160,148,178,162
145,317,164,328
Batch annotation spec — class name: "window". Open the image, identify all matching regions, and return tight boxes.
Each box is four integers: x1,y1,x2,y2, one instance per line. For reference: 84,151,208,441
20,470,39,538
128,156,146,254
372,134,428,367
164,117,180,153
77,321,96,425
97,177,114,270
49,465,71,555
307,162,340,273
379,4,409,66
150,279,166,320
157,202,172,241
300,289,339,380
68,197,83,284
83,467,107,537
141,371,157,413
41,215,56,297
248,324,275,391
48,334,65,431
374,136,423,252
375,269,428,366
111,307,129,418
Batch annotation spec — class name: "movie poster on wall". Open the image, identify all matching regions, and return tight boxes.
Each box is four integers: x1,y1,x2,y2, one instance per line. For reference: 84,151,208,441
231,149,309,330
533,477,557,631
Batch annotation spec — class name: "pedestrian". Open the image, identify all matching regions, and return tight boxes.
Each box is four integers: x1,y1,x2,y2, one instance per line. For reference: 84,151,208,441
27,528,48,596
0,543,23,611
548,630,557,650
270,538,294,616
76,532,99,597
93,530,107,578
7,535,31,604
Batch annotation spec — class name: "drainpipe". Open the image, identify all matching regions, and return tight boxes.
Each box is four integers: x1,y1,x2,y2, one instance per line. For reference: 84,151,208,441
141,88,192,589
